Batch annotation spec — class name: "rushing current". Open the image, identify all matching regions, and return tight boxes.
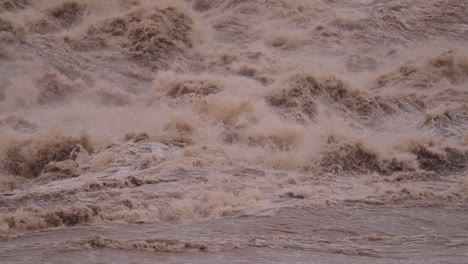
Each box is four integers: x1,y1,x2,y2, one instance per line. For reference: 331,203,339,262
0,0,468,263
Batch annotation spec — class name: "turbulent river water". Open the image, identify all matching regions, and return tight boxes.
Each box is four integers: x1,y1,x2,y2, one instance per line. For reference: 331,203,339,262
1,0,468,263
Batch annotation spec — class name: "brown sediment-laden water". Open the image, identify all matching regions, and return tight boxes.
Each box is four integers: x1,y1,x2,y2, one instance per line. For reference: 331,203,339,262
1,0,468,263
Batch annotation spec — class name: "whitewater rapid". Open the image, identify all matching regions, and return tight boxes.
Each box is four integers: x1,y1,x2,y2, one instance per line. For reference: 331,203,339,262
1,0,468,263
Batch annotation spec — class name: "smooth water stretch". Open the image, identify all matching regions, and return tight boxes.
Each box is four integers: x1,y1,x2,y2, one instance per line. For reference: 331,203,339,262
0,0,467,263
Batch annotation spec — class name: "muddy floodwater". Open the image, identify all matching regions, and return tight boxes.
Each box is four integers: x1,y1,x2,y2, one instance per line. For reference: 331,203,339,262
1,0,468,263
